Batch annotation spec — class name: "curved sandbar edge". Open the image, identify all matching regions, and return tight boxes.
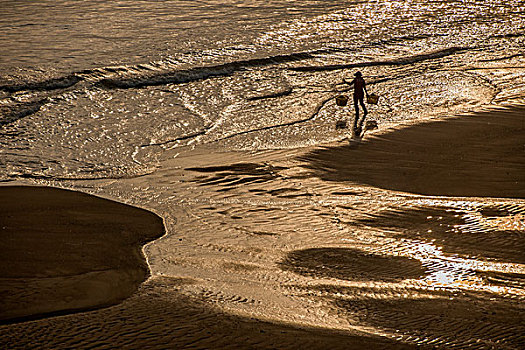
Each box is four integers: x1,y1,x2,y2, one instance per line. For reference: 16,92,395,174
0,186,165,324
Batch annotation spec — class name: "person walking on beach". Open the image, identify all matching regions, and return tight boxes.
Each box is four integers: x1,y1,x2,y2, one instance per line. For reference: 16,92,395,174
345,71,369,136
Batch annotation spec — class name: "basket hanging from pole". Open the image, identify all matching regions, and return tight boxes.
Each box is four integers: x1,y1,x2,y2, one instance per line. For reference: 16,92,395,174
367,93,379,105
335,95,348,106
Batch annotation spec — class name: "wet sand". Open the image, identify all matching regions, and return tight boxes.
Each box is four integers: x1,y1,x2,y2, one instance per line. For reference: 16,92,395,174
0,186,414,349
302,106,525,198
0,277,415,349
1,106,525,349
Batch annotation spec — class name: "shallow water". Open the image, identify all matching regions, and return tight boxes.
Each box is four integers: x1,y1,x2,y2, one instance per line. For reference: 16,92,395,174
1,0,524,180
1,0,525,348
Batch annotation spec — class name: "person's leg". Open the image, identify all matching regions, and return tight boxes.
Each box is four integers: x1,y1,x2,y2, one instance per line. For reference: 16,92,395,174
361,98,368,117
358,98,368,129
353,96,359,131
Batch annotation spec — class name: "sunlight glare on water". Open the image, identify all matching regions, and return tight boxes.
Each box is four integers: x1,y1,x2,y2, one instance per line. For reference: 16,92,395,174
1,0,525,348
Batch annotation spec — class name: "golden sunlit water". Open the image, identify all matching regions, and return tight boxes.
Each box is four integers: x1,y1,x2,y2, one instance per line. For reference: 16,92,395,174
1,0,524,348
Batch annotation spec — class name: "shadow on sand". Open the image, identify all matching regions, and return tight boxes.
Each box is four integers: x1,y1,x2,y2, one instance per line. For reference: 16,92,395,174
324,285,525,348
280,247,427,282
300,106,525,198
0,277,415,350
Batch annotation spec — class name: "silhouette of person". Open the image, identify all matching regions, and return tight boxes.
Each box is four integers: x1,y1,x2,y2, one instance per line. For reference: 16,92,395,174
345,71,369,136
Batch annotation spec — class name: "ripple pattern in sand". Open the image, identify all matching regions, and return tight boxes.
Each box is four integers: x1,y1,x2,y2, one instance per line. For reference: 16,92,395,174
106,147,525,348
4,134,525,348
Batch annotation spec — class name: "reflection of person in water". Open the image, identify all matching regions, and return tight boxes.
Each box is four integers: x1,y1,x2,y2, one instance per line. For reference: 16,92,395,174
345,71,369,136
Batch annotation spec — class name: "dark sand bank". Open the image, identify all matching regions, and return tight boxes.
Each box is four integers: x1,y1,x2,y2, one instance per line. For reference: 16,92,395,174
0,186,164,323
302,106,525,198
0,277,416,350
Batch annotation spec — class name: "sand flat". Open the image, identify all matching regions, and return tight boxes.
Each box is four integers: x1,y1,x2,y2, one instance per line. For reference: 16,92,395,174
1,106,524,349
0,186,164,323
